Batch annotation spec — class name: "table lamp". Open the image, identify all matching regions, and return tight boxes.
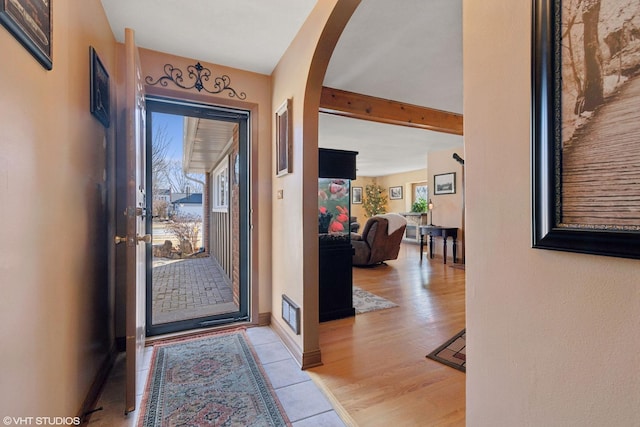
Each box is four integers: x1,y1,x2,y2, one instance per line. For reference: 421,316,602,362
428,199,434,226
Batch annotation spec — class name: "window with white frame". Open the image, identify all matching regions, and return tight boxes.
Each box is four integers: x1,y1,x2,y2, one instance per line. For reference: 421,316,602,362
414,183,428,203
212,158,229,211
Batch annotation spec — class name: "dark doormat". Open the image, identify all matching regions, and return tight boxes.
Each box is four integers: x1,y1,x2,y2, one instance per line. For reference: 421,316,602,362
426,329,466,372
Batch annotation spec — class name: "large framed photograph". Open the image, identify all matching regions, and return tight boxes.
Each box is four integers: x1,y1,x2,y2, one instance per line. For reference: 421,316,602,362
352,187,362,204
389,186,403,200
0,0,52,70
90,47,110,128
434,172,456,195
275,98,292,177
532,0,640,259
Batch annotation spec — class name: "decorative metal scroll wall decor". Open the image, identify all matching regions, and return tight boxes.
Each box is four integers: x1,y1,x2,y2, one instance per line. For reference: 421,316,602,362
145,62,247,99
532,0,640,260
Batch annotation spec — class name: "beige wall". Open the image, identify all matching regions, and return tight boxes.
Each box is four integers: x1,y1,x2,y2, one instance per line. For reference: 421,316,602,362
0,0,116,416
428,148,465,259
271,0,360,366
464,1,640,424
352,169,428,225
377,168,429,214
428,148,464,229
350,176,375,223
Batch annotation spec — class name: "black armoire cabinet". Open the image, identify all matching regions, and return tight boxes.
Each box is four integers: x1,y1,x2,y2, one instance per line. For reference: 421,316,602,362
318,148,358,322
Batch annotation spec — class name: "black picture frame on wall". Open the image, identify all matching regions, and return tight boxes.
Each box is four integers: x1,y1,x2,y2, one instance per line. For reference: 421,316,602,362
90,46,110,128
389,186,403,200
275,98,292,177
0,0,52,70
532,0,640,260
434,172,456,195
352,187,362,204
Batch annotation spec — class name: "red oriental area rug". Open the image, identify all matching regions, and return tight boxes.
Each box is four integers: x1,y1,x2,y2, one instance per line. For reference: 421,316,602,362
138,330,290,426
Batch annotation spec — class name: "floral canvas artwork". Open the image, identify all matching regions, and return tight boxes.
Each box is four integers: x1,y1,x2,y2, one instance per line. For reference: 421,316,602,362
318,178,351,236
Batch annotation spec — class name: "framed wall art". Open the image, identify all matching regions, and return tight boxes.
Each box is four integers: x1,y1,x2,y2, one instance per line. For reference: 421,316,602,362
434,172,456,195
90,46,110,128
275,98,292,177
532,0,640,259
0,0,52,70
389,186,403,200
352,187,363,204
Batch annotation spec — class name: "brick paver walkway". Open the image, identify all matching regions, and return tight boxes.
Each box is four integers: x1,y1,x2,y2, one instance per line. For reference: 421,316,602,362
152,256,236,325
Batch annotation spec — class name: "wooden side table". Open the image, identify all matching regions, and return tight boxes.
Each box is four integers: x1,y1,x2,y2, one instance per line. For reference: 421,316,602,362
419,226,458,264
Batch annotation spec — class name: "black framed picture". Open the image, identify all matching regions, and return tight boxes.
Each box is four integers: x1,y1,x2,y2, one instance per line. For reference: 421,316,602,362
0,0,52,69
352,187,363,204
434,172,456,195
389,186,403,200
90,46,110,128
532,0,640,259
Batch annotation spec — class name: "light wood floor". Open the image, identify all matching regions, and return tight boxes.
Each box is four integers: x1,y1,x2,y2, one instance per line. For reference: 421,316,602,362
309,243,466,426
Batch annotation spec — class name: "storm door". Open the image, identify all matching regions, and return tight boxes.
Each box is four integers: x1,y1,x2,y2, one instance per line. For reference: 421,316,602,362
144,97,250,336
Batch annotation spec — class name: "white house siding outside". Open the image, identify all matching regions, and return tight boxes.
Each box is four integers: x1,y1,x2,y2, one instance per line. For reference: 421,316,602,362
171,193,203,219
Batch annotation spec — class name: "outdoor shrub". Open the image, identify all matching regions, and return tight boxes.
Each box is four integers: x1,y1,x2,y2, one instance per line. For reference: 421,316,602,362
165,214,201,254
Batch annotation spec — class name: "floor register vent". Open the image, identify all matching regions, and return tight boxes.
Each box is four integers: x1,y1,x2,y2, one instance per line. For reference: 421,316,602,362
282,294,300,335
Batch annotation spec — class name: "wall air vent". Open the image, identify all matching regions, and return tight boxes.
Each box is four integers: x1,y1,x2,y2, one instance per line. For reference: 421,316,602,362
282,295,300,335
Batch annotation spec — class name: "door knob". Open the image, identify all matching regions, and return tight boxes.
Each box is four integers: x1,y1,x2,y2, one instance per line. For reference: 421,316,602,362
114,235,127,245
137,234,152,244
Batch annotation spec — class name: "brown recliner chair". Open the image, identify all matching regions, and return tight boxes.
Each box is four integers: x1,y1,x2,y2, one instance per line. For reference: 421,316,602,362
349,216,360,233
352,214,407,267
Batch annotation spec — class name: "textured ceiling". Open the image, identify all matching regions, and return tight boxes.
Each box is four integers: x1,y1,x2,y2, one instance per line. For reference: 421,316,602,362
100,0,463,176
319,114,461,177
321,0,463,175
324,0,463,114
100,0,317,75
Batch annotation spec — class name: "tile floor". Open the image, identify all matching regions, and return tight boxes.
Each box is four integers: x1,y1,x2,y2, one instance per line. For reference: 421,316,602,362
86,326,346,427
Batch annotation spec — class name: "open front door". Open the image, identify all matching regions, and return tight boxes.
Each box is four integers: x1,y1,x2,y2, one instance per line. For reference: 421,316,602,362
122,28,147,414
